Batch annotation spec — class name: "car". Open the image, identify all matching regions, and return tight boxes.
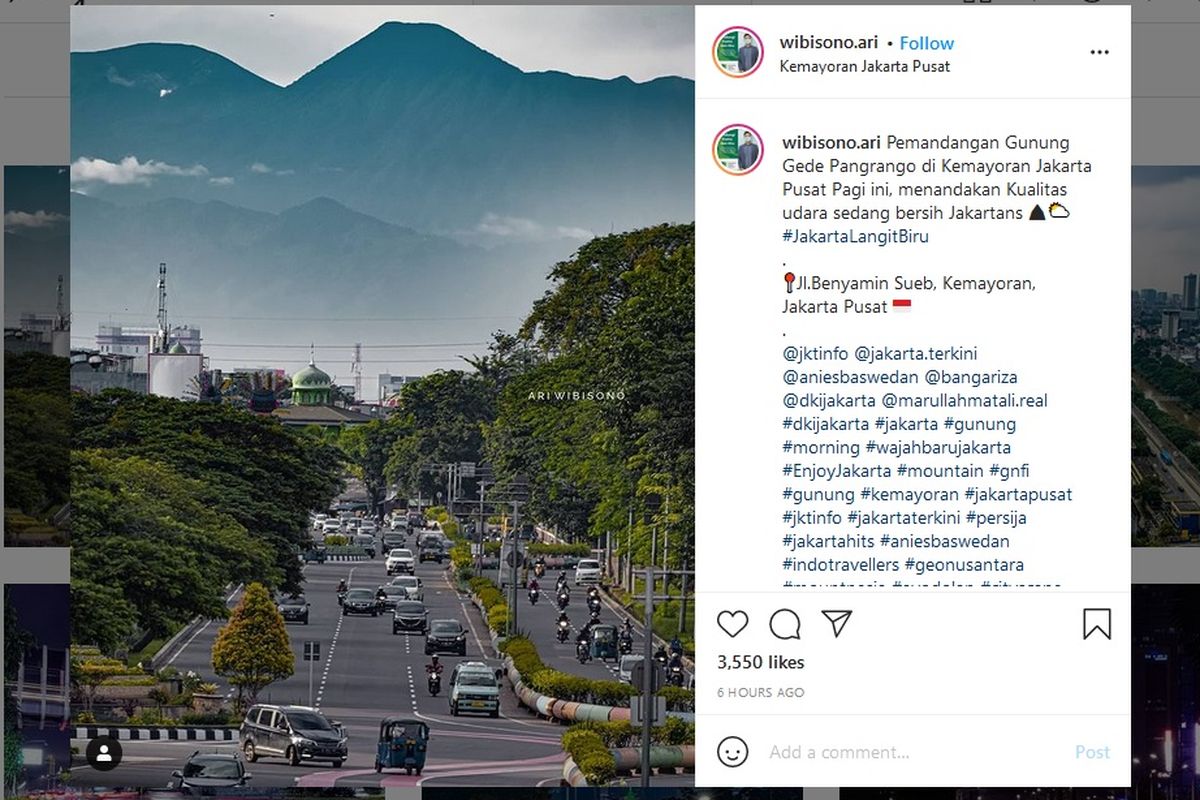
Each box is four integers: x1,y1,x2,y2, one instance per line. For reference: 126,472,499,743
389,575,424,601
359,520,378,534
311,514,327,531
342,588,380,616
618,654,644,684
574,559,602,586
425,618,468,655
170,751,251,793
390,515,407,531
392,600,429,635
353,533,377,558
418,541,444,564
448,661,501,717
321,519,342,534
240,704,347,768
277,594,310,625
407,513,424,528
383,532,406,550
375,585,408,610
386,548,416,576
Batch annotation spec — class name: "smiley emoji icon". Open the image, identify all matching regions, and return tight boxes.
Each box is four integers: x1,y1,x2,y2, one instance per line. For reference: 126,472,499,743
717,735,749,768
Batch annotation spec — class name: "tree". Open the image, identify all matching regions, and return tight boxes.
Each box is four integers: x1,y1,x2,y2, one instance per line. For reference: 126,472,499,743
211,583,293,710
4,587,36,790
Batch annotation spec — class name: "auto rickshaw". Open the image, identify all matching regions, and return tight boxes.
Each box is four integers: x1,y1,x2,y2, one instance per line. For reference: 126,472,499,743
589,624,618,661
374,717,429,775
302,546,327,564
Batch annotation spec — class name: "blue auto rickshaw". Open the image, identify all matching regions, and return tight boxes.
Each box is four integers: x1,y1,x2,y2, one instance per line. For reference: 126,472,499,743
375,717,429,775
589,624,618,661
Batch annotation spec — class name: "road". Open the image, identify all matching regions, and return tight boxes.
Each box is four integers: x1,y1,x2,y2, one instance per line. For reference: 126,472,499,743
71,526,691,788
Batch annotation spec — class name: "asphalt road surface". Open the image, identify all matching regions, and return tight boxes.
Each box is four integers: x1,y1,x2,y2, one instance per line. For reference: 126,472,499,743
70,528,690,789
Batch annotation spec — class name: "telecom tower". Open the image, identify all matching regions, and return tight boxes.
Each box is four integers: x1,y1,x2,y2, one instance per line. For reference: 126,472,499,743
152,262,169,353
352,342,363,403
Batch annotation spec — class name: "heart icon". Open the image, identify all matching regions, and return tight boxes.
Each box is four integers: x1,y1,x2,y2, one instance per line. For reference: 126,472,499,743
717,610,749,638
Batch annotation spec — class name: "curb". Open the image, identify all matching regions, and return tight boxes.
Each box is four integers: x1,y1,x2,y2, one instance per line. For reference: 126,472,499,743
73,726,238,741
562,755,588,787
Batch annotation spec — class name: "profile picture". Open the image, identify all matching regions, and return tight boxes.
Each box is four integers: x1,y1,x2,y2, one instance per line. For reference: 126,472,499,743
712,124,763,175
712,26,763,77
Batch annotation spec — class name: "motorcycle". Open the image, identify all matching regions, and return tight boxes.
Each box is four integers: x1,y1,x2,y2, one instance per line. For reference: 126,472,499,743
653,647,668,667
576,640,591,663
556,591,570,610
557,620,570,643
528,587,539,606
667,662,685,687
534,562,546,578
586,596,602,615
618,632,633,655
428,671,441,696
336,589,347,606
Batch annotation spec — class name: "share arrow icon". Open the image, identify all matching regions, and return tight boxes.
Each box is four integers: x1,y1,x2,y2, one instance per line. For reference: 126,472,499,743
821,610,852,638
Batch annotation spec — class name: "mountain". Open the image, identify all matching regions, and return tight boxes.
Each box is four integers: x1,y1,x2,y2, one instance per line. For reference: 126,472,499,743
69,192,574,356
70,23,694,235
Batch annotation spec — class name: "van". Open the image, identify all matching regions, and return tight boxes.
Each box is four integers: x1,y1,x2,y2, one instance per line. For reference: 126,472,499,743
239,704,347,767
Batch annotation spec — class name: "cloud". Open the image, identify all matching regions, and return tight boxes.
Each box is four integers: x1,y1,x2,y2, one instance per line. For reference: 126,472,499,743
159,88,173,98
71,156,209,186
472,213,592,242
209,176,235,186
249,162,294,176
4,210,68,234
105,66,136,87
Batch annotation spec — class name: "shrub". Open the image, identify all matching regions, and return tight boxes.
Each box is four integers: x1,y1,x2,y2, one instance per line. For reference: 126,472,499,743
323,534,349,546
75,711,96,724
487,604,508,635
657,686,695,712
128,710,176,726
179,710,236,725
561,729,616,784
527,542,591,557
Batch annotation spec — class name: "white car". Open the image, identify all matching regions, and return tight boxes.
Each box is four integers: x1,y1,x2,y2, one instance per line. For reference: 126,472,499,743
389,516,407,531
311,514,327,530
386,548,415,576
359,520,378,534
321,519,342,534
574,559,601,586
389,575,423,601
618,654,643,684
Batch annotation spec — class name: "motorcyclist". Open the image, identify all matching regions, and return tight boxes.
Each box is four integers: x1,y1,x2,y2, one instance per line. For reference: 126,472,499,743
528,578,540,593
669,636,683,656
337,579,347,593
425,655,443,677
622,618,634,635
654,645,668,664
556,572,568,590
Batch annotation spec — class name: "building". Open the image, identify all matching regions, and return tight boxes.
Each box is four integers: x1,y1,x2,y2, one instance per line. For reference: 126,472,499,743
379,372,421,403
96,323,201,371
1185,274,1198,311
272,357,373,428
69,349,146,394
1161,309,1181,342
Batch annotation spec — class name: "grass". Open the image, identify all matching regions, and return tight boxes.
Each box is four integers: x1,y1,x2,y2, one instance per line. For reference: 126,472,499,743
126,636,168,668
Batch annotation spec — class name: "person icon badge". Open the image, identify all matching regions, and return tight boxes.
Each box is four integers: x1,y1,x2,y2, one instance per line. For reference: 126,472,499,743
712,27,763,78
85,735,123,771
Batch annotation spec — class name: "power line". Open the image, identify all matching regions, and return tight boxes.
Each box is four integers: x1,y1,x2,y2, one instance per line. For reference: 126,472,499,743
71,310,522,323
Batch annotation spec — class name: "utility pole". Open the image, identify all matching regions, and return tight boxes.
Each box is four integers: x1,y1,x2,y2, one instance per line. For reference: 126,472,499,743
510,500,523,635
641,564,654,790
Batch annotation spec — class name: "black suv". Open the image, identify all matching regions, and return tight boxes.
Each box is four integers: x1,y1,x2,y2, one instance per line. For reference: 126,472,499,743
392,600,429,635
239,704,347,768
277,594,309,625
425,618,468,655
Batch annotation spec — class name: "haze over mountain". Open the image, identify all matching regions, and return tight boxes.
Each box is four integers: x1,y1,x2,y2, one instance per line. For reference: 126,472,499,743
70,22,694,235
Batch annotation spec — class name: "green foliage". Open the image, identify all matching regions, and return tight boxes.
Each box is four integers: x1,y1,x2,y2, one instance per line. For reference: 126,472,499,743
487,604,509,635
211,583,293,708
323,534,349,546
73,390,344,593
4,354,71,543
179,710,237,725
527,542,590,557
72,450,276,641
561,729,615,784
485,225,695,571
